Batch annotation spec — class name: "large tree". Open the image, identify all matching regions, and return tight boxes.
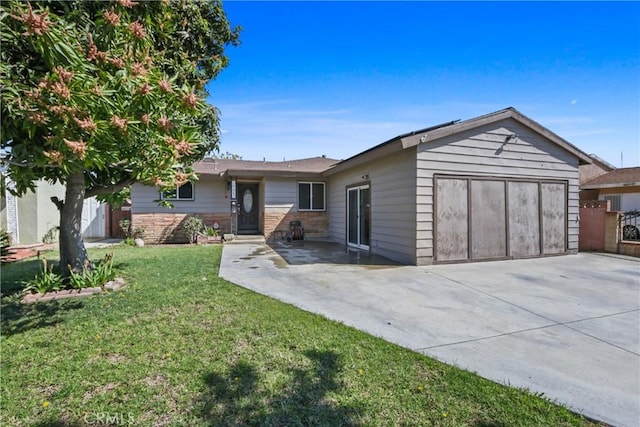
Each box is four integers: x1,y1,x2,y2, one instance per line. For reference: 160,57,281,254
1,0,239,276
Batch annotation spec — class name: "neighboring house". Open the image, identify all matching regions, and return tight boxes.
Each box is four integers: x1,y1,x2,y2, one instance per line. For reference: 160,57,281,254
131,107,592,265
1,177,107,245
580,167,640,213
580,167,640,241
579,154,616,201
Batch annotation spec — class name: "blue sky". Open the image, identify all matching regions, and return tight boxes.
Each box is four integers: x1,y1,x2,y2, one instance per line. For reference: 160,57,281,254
208,1,640,167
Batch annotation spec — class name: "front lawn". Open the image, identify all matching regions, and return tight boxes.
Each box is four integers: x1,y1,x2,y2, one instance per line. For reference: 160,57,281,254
1,245,601,426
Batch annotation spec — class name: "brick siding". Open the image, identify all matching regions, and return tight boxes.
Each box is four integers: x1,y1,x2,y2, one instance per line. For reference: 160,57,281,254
132,213,231,244
264,210,329,241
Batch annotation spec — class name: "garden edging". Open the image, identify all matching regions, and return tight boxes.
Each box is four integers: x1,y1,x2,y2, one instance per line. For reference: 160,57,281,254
21,278,126,304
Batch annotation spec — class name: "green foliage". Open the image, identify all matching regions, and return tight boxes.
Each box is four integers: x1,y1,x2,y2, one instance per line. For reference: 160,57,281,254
23,253,116,293
118,219,132,237
183,215,204,243
204,225,219,237
69,252,115,289
42,226,59,244
119,219,145,243
208,151,243,160
1,1,240,202
23,258,64,294
1,227,12,258
1,246,598,426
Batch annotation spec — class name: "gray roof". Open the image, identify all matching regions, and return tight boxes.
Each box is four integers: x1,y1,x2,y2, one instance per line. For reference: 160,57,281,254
194,108,593,179
581,167,640,189
194,156,340,178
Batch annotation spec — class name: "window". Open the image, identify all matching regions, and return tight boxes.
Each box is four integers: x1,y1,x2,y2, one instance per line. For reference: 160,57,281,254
602,195,621,211
298,182,325,211
160,182,194,200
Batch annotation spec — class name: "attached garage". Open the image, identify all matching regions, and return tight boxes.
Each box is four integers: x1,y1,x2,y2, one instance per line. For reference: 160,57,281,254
434,176,567,262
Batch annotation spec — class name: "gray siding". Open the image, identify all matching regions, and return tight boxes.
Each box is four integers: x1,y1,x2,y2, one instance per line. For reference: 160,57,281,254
264,178,297,210
131,175,228,214
328,148,417,264
416,118,580,265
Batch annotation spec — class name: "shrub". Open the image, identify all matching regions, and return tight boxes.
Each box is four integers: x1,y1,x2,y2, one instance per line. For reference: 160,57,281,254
183,216,204,244
204,226,219,237
119,219,145,245
1,228,12,259
69,253,116,289
42,226,59,244
24,258,63,294
119,219,132,238
24,254,116,294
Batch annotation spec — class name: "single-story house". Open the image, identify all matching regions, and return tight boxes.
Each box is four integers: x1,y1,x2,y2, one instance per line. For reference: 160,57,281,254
579,154,615,200
131,107,592,265
580,167,640,213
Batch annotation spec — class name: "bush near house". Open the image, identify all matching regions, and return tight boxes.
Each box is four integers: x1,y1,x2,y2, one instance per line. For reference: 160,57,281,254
1,227,12,260
0,245,601,426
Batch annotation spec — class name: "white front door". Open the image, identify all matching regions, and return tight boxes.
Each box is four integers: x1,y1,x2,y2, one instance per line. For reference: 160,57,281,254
347,185,370,249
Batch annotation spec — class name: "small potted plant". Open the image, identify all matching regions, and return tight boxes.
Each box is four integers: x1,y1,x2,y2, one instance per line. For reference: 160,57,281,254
197,223,222,244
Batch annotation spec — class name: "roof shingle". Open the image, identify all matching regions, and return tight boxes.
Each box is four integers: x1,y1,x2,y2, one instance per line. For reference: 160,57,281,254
193,156,340,176
581,167,640,188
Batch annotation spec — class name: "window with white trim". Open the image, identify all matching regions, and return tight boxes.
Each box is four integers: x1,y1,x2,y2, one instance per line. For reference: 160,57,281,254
160,182,194,200
298,182,325,211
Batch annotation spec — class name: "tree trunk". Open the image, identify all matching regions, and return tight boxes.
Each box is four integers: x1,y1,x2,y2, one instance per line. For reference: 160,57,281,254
58,172,91,277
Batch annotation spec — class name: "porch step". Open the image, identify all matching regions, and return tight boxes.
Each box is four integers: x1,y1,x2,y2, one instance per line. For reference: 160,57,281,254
1,243,45,263
224,234,266,245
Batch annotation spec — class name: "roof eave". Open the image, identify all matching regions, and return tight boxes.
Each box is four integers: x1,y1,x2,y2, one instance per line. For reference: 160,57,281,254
222,169,326,179
323,140,405,176
581,182,640,190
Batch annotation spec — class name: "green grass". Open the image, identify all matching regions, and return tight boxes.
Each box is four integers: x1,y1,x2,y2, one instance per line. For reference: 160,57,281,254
1,245,601,426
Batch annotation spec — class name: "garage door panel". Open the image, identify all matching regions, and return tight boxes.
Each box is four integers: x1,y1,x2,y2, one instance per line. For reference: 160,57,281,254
471,180,506,259
541,182,566,254
435,176,566,263
508,182,540,257
435,178,468,261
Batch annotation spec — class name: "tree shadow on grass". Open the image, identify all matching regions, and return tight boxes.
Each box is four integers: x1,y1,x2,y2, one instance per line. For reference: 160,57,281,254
473,421,507,427
1,258,44,298
31,419,85,427
198,349,362,426
0,298,85,337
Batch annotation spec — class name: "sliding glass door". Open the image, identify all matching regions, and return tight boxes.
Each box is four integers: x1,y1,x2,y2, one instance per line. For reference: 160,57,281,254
347,185,370,249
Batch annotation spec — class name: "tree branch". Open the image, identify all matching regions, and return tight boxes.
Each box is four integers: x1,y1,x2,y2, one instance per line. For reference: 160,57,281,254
85,178,135,198
1,159,61,169
51,196,64,211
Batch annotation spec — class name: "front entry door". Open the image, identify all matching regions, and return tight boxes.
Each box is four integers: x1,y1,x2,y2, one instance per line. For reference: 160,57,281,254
237,183,259,234
347,185,370,249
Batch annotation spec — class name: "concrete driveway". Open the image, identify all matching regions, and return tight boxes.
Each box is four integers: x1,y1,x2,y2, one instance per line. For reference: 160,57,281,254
219,242,640,427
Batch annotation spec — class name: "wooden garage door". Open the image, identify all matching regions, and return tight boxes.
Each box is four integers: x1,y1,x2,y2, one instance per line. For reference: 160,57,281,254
435,176,567,263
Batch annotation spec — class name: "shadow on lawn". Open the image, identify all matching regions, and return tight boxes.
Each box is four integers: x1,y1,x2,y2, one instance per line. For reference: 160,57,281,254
198,349,362,426
1,298,85,337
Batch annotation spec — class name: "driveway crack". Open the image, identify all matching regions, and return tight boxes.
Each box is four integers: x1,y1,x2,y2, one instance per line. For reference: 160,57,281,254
422,271,640,356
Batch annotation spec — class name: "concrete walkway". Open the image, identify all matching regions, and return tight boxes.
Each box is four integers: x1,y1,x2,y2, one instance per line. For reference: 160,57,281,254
219,242,640,427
